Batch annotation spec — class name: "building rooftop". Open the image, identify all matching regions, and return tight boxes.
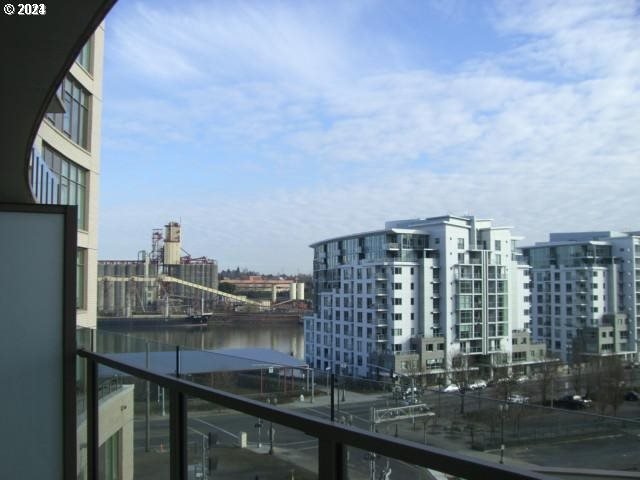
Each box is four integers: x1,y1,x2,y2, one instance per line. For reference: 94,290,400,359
101,347,308,377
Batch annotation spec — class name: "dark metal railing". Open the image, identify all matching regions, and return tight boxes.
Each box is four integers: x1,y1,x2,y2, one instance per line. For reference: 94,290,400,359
78,348,552,480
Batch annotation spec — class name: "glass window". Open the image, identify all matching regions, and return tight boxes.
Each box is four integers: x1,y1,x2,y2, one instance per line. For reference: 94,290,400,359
46,75,90,149
42,144,88,229
77,248,86,309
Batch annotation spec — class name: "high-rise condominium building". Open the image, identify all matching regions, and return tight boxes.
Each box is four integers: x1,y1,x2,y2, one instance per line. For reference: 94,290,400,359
523,231,640,362
304,215,532,379
30,26,105,328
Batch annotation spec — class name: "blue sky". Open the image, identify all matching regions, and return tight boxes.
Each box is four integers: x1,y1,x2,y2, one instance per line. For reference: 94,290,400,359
99,0,640,273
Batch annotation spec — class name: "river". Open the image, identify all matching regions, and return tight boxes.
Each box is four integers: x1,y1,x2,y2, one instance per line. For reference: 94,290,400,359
98,321,306,359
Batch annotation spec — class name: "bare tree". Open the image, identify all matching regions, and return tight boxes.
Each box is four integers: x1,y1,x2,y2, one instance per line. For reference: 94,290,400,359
451,353,473,414
493,377,516,403
537,355,560,405
598,356,625,416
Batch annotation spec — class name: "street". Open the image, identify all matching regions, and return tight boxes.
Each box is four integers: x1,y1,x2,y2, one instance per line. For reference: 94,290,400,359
127,380,640,479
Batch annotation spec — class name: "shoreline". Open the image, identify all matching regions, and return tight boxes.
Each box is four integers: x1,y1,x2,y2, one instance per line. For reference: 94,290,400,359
98,312,306,328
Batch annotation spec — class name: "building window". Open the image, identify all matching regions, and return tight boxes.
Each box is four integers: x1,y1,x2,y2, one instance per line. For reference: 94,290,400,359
495,240,501,251
99,431,121,480
393,298,402,305
42,144,88,230
394,267,402,274
458,238,465,249
392,328,402,336
394,344,402,351
394,313,402,321
394,282,402,290
46,75,91,149
76,38,93,73
77,248,87,309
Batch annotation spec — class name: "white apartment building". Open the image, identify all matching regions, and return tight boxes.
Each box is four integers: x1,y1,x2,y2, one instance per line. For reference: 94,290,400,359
304,215,532,379
522,231,640,362
30,26,105,328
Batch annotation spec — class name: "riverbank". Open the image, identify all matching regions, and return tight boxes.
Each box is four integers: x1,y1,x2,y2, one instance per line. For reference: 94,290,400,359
98,312,305,329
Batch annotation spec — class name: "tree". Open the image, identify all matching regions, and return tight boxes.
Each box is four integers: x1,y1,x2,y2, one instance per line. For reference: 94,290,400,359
218,282,236,294
493,377,516,403
536,355,559,405
589,356,625,415
603,356,625,416
451,353,473,414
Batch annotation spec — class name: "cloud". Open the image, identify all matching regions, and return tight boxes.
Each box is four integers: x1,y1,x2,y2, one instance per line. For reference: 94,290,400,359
100,0,640,272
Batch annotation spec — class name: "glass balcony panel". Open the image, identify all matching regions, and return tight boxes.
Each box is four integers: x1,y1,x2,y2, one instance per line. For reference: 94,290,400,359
187,397,318,479
95,365,170,479
94,329,180,374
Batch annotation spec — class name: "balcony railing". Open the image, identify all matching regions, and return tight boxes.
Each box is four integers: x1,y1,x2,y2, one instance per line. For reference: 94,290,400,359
76,348,553,480
29,147,59,204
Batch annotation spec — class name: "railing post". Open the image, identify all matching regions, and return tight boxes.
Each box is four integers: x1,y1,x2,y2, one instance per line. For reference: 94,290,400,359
145,341,150,452
170,390,188,480
171,345,187,479
318,438,346,480
331,373,335,422
87,357,99,480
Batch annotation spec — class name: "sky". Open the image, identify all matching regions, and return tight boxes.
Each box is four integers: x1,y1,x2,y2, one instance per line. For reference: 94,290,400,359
99,0,640,273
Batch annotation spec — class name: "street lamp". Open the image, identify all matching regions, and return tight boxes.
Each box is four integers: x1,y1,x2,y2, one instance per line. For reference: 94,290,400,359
499,402,509,464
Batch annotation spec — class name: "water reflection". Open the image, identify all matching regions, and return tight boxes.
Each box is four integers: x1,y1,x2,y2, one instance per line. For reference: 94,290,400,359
99,322,305,359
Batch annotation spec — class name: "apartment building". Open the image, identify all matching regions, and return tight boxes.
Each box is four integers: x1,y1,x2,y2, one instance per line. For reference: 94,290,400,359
30,26,105,328
522,231,640,362
304,215,532,380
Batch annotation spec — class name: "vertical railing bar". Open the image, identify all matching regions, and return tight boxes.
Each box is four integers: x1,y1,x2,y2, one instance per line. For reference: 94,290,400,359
330,373,335,422
172,344,186,480
176,345,180,377
170,390,188,480
87,357,99,480
145,341,150,452
318,438,345,480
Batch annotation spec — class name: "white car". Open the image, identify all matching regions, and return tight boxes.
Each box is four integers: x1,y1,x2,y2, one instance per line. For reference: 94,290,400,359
508,394,529,404
442,384,460,393
470,380,487,390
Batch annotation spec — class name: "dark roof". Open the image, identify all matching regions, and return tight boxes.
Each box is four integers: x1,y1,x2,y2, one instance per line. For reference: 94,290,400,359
101,347,307,377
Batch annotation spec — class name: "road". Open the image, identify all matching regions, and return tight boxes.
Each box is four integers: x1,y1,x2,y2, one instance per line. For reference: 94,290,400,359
128,381,640,478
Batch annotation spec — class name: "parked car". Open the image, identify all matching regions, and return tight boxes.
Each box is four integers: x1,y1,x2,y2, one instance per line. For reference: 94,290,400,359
555,395,591,409
508,394,529,404
624,391,639,401
442,384,460,393
515,375,530,384
470,380,487,390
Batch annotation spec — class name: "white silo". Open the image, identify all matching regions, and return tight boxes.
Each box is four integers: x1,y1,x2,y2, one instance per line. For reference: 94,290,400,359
163,221,182,265
296,282,304,300
289,282,297,301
